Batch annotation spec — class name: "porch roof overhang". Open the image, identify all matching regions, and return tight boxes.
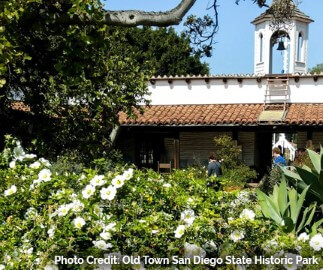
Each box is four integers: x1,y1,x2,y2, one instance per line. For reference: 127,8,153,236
119,104,323,127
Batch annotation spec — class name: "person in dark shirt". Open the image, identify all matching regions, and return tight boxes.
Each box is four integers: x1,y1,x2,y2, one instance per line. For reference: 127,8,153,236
273,147,286,167
207,155,222,177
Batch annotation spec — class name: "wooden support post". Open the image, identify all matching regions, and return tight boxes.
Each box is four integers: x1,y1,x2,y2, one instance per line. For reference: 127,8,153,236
306,131,313,148
232,131,238,146
173,139,180,169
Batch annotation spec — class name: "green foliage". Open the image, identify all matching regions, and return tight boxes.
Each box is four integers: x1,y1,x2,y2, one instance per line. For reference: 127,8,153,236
281,148,323,205
0,1,208,162
125,27,209,76
259,166,283,194
214,135,242,169
220,165,257,190
1,139,322,269
309,63,323,74
257,177,317,234
213,135,257,189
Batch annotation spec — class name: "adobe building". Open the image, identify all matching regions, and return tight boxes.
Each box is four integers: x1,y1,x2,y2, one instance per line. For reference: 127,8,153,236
116,4,323,176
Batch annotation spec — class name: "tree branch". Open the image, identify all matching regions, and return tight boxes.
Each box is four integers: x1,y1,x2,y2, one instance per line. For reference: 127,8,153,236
58,0,197,26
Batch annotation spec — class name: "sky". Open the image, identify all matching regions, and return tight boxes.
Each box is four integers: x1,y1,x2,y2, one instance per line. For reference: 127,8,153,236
105,0,323,75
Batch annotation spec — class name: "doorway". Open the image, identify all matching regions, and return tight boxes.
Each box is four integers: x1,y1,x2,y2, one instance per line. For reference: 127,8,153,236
255,132,273,178
135,136,163,170
255,131,298,178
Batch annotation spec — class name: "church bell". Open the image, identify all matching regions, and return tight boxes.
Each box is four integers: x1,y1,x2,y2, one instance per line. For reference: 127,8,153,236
277,41,286,51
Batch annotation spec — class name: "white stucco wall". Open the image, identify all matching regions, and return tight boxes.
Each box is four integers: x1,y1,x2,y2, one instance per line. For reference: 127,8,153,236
146,76,323,105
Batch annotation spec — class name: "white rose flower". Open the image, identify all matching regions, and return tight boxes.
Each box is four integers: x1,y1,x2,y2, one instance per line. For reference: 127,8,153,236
39,157,51,167
263,239,278,252
71,200,84,212
47,226,56,238
229,230,244,242
184,243,206,260
309,233,323,251
44,263,59,270
57,204,72,217
90,175,106,186
4,185,17,196
104,222,116,232
22,247,33,254
13,145,25,160
100,232,112,240
123,168,134,180
25,207,37,219
38,169,52,182
93,204,103,216
24,154,37,159
181,209,195,226
239,209,255,220
82,185,95,199
0,264,5,270
187,198,195,206
111,175,125,188
132,262,145,270
73,217,86,229
203,240,217,252
283,253,302,270
96,264,112,270
30,161,41,169
174,225,186,238
9,160,16,169
69,193,77,199
93,240,112,250
297,232,309,242
100,186,117,200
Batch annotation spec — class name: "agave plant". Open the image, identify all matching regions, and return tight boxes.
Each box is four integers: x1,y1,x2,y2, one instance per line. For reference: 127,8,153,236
281,148,323,205
257,177,317,233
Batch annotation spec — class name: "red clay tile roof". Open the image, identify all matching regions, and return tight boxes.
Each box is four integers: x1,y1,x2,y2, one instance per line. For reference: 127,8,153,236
119,104,323,126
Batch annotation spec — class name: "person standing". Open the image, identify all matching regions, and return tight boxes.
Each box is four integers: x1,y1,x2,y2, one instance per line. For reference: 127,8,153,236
207,155,222,177
273,147,286,167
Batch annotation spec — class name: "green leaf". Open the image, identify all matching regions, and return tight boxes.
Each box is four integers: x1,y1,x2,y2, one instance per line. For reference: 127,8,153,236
278,176,288,215
311,218,323,235
256,189,271,219
283,217,294,233
294,185,310,225
320,150,323,186
304,203,316,227
288,188,298,224
296,202,316,234
281,166,302,181
24,54,32,60
307,149,321,175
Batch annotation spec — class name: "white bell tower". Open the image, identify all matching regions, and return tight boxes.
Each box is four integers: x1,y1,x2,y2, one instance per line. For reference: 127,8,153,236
251,3,313,75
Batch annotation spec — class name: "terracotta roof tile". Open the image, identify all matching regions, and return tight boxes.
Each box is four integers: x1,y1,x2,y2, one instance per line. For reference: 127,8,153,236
119,104,323,126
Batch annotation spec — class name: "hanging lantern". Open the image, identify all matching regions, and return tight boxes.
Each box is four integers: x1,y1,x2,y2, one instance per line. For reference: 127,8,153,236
277,40,286,51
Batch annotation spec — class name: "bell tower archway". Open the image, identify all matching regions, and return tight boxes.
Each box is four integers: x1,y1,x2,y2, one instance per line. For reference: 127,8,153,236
251,3,313,75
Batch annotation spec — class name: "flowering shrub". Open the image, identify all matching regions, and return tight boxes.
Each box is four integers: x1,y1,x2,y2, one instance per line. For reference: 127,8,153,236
0,138,322,269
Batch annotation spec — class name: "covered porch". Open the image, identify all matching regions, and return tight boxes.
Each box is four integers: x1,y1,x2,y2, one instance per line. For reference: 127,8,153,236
117,103,323,176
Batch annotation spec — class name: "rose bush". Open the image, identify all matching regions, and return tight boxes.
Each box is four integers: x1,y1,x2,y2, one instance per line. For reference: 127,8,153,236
0,137,322,269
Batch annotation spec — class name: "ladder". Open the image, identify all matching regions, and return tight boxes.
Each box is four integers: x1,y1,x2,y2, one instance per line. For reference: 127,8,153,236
258,77,289,123
264,77,289,111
